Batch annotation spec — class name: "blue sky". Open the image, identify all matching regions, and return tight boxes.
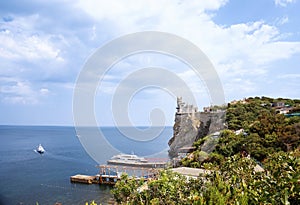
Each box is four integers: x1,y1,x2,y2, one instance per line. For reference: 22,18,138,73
0,0,299,126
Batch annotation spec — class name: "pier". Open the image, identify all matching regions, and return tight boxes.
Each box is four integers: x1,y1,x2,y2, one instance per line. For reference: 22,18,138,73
70,174,98,184
70,165,159,185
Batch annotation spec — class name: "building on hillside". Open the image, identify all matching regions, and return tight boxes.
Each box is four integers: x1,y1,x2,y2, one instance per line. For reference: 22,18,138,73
272,101,285,108
230,98,248,105
276,107,293,114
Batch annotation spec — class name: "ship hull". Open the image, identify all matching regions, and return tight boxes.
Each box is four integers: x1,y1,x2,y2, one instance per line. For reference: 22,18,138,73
107,160,166,168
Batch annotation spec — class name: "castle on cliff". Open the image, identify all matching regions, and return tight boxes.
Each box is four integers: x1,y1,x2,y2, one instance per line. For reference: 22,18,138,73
176,96,225,115
176,97,198,115
169,97,226,158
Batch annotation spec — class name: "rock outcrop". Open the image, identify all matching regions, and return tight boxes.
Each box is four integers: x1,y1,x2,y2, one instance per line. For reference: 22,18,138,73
168,97,226,158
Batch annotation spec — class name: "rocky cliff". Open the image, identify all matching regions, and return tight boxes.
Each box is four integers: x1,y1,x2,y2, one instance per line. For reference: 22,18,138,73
168,98,226,158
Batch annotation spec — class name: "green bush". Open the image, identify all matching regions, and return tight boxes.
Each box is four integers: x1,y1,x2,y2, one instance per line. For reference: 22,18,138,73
112,152,299,204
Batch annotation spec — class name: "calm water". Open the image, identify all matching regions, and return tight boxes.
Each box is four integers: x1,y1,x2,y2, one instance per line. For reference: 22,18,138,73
0,126,172,205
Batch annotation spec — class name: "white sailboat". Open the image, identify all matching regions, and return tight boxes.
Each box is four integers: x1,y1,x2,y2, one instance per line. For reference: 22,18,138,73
36,144,45,154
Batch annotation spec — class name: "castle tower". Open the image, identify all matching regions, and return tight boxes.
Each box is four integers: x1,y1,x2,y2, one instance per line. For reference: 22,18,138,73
176,97,185,114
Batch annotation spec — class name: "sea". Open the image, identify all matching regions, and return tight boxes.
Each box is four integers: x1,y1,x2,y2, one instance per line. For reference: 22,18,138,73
0,125,172,205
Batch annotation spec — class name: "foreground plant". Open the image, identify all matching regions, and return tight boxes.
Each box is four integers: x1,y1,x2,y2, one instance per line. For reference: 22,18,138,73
112,152,299,204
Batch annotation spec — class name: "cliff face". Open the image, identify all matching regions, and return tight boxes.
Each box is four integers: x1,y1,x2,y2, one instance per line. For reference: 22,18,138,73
168,113,200,158
168,98,226,158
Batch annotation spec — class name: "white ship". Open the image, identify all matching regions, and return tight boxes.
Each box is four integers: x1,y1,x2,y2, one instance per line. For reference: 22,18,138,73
107,153,167,168
108,154,148,164
36,144,45,154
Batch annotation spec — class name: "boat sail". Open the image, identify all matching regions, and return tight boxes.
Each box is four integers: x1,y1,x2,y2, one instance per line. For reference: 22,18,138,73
36,144,45,154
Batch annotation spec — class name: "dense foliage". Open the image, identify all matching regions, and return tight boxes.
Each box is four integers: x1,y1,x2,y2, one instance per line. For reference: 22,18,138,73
112,152,300,204
183,97,300,166
112,97,300,204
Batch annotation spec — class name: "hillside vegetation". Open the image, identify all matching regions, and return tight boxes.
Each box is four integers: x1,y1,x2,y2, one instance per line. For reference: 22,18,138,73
182,97,300,168
112,97,300,204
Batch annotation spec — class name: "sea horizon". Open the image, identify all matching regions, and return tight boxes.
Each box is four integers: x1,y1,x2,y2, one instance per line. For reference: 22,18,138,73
0,124,174,128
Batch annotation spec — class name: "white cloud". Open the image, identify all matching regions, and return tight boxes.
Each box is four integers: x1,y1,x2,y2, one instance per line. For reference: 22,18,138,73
91,25,97,40
76,0,228,33
224,78,257,95
250,41,300,64
0,77,51,104
0,78,37,104
2,0,300,109
278,73,300,79
0,15,64,61
74,0,300,101
177,70,208,95
39,88,50,95
274,0,296,7
0,14,79,101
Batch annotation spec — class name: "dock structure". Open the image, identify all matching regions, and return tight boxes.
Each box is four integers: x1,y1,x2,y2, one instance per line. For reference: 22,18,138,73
70,165,159,185
70,174,98,184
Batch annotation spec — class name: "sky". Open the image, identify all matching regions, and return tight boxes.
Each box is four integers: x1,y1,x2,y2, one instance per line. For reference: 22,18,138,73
0,0,299,126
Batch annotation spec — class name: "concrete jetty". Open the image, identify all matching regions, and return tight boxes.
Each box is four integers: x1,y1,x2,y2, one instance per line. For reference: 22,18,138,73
70,165,159,185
